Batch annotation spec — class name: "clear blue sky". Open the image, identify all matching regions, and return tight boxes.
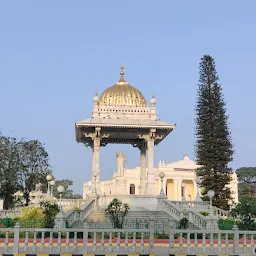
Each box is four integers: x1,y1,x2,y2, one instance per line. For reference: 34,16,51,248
1,1,255,194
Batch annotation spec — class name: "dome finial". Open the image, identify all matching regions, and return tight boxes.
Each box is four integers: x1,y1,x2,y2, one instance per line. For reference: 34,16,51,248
150,93,156,106
184,153,189,160
119,64,125,82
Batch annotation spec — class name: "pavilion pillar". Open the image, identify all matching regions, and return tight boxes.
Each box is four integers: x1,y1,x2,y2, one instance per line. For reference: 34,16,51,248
146,134,157,195
173,179,182,201
93,137,101,182
139,143,147,195
173,179,179,201
87,127,103,196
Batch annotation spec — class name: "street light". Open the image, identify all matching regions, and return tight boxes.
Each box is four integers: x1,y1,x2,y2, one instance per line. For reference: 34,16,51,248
228,199,233,211
57,185,65,212
46,175,53,196
159,172,165,196
50,180,55,197
92,171,98,196
181,183,186,201
207,190,215,215
195,176,202,201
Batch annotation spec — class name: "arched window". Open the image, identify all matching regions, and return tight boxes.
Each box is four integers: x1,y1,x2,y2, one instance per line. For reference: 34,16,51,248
130,184,135,194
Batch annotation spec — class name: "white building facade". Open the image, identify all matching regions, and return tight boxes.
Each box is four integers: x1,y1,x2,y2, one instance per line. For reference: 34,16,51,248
83,154,238,202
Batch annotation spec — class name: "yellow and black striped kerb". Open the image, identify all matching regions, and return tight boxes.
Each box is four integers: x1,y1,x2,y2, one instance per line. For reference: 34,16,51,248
1,254,156,256
169,254,237,256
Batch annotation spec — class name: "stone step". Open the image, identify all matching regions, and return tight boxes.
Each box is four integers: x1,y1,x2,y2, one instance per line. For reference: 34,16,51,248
87,210,106,221
87,209,173,222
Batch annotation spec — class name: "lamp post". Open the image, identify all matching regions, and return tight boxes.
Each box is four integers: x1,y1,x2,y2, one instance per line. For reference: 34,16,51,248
195,176,202,201
57,185,65,212
50,180,55,197
158,172,166,196
46,175,53,196
92,171,98,196
181,183,186,201
228,199,233,212
207,190,215,215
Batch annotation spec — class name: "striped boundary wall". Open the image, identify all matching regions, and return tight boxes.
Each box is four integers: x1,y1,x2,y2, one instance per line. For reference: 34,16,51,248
0,254,243,256
0,254,247,256
0,254,155,256
169,254,240,256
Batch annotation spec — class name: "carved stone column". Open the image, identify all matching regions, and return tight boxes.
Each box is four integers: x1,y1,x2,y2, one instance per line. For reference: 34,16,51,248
93,137,101,182
173,179,179,201
139,129,158,196
193,181,197,200
146,131,156,195
139,143,147,195
84,127,110,196
174,179,182,201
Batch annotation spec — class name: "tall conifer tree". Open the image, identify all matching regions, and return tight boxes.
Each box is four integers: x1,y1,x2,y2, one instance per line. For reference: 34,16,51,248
195,55,234,210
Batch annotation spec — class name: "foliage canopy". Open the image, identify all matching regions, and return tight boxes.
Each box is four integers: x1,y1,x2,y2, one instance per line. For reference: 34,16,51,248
195,55,234,210
105,198,129,228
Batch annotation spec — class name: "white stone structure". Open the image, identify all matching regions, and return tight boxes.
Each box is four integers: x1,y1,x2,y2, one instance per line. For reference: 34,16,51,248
75,65,238,206
83,154,238,202
76,65,175,198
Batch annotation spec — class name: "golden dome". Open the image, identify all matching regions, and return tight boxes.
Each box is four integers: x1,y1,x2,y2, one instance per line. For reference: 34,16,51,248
99,65,147,107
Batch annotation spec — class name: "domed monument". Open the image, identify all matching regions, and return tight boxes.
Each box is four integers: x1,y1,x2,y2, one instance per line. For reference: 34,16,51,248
75,66,238,209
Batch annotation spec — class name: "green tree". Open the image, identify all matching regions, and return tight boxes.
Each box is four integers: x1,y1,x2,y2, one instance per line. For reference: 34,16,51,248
230,196,256,230
105,198,129,228
195,55,234,210
40,201,59,228
236,167,256,198
17,139,51,206
0,136,21,209
52,179,82,199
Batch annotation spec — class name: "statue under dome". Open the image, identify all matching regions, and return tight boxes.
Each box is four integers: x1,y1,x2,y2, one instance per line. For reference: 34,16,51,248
116,152,126,177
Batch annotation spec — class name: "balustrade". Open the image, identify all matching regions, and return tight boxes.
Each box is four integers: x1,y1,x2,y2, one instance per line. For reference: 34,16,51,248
168,200,230,219
1,222,255,255
0,223,151,254
161,200,216,230
0,210,21,219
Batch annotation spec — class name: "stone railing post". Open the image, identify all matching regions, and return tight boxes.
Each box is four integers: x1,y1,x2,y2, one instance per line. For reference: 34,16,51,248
82,221,89,254
149,218,155,253
54,210,66,228
206,212,219,230
157,195,167,210
232,224,240,255
13,222,20,254
168,218,176,254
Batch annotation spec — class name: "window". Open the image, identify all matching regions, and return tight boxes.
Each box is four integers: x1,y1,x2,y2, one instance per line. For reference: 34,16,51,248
130,184,135,194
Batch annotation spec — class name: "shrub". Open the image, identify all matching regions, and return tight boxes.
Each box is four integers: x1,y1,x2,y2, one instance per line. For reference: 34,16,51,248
178,217,189,229
105,198,129,228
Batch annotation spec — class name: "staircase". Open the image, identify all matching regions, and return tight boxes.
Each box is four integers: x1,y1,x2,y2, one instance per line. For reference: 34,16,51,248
86,208,171,222
126,208,171,220
87,210,106,222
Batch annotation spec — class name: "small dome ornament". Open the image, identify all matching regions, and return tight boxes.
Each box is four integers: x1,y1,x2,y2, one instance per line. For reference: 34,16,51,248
119,64,125,82
93,91,99,104
184,153,190,160
150,94,156,107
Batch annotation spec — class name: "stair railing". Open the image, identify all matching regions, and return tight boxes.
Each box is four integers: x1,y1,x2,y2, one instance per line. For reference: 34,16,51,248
161,200,209,230
65,199,95,227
